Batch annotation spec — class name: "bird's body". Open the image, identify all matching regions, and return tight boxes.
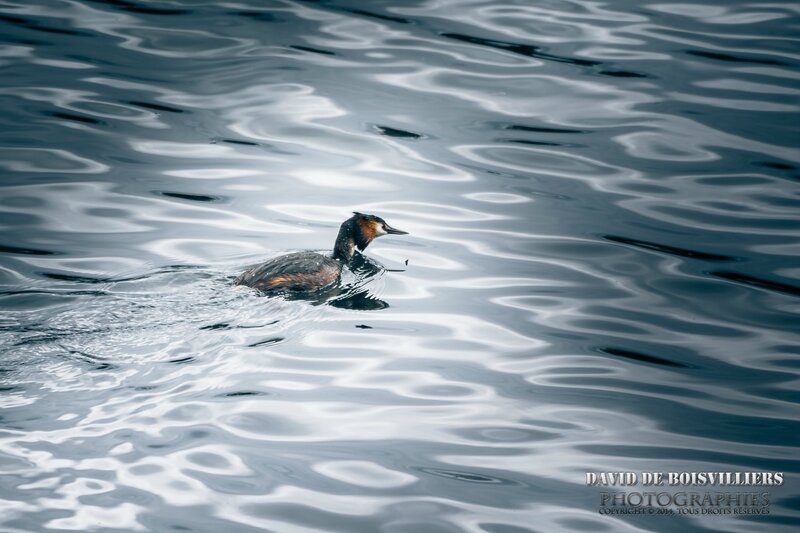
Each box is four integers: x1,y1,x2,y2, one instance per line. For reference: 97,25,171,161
234,213,407,294
233,251,341,292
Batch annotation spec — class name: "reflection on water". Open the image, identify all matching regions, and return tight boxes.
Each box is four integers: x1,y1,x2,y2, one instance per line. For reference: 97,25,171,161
0,0,798,532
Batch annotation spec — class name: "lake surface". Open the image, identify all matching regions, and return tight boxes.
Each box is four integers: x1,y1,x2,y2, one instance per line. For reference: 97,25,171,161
1,1,798,531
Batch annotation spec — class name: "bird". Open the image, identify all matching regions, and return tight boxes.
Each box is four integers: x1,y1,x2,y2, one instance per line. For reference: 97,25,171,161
234,212,408,293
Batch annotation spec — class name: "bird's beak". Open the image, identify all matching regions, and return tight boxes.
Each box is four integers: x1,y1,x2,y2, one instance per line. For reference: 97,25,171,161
384,224,408,235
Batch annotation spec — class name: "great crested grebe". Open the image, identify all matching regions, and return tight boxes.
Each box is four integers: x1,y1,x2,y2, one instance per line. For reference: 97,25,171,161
234,212,408,293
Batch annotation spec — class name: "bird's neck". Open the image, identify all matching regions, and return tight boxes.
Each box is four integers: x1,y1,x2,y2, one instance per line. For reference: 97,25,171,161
332,218,370,262
332,235,356,262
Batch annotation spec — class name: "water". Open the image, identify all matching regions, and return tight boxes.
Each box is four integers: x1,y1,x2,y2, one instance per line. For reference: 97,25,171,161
1,1,798,531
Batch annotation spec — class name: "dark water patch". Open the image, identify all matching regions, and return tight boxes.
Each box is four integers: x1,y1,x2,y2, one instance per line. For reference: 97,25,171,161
372,125,424,139
686,50,791,67
596,306,748,339
618,182,673,194
219,391,266,398
66,53,117,67
772,345,800,357
0,14,31,26
163,264,203,270
210,139,296,155
1,289,107,298
167,356,195,365
155,191,223,203
290,45,336,56
419,467,512,485
201,320,279,331
110,156,146,166
14,334,73,349
29,25,90,38
500,123,588,134
0,244,59,256
248,337,285,348
753,161,800,180
127,100,185,114
597,347,690,369
0,15,92,37
343,8,410,24
161,264,206,272
569,394,800,447
117,5,190,16
49,112,103,125
83,0,190,16
200,322,231,331
694,176,772,187
755,161,796,171
602,235,739,262
100,272,159,283
40,272,106,284
231,10,284,22
328,290,389,310
59,345,106,361
441,32,601,66
49,269,175,285
751,194,800,209
573,318,648,336
2,37,48,46
502,138,573,148
777,495,800,512
750,387,800,406
220,138,259,146
765,514,800,529
709,271,800,298
597,70,649,78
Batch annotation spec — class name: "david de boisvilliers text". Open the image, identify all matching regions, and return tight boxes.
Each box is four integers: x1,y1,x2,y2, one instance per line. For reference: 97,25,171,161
586,471,784,487
587,472,783,516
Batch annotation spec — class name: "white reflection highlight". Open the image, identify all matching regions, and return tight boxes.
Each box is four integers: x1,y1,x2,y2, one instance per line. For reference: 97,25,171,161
45,502,146,531
313,460,416,488
163,168,265,180
0,148,108,174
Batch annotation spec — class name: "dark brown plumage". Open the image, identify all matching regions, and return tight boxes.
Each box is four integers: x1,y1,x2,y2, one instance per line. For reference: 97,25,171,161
234,212,407,293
